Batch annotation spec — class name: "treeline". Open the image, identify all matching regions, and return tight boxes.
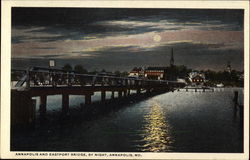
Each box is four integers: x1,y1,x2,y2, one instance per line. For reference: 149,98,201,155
170,65,192,79
202,69,243,87
62,64,129,77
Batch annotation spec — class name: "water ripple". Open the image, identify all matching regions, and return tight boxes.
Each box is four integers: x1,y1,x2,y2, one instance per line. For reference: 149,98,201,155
139,101,173,152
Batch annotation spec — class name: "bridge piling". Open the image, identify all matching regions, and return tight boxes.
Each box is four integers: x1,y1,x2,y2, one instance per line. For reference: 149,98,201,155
111,91,115,99
146,89,151,94
101,91,106,102
233,91,239,112
137,89,141,94
118,91,123,98
124,90,127,97
39,95,47,119
11,90,35,126
85,94,92,105
62,94,69,115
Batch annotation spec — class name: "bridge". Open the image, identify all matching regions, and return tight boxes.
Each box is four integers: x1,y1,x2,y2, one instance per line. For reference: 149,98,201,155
11,67,185,126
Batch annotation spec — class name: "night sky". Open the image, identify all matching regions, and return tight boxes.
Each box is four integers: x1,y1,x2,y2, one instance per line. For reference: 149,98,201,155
11,8,244,72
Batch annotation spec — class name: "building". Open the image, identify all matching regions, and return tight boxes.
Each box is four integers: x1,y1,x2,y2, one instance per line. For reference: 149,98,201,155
191,75,205,83
128,67,144,78
188,71,206,85
129,48,178,80
144,67,167,80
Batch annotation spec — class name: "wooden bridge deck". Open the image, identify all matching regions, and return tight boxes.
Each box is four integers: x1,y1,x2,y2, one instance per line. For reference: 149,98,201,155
11,67,185,126
26,85,167,96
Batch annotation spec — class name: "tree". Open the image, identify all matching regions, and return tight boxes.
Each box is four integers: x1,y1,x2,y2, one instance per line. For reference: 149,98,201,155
176,65,190,78
132,67,138,71
74,65,87,74
88,70,98,75
62,64,72,72
120,71,129,77
101,69,106,73
114,71,121,76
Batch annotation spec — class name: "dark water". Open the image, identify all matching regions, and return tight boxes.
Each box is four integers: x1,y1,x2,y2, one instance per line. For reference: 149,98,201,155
11,88,243,152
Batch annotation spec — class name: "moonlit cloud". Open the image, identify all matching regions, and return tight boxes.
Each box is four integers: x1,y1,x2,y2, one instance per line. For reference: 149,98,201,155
94,18,239,32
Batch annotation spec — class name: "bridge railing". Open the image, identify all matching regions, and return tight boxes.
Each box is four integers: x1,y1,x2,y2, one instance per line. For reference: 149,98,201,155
12,67,185,88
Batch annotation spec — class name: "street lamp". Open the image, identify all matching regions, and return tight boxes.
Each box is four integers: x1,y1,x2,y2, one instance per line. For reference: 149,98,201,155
49,59,56,86
49,59,56,68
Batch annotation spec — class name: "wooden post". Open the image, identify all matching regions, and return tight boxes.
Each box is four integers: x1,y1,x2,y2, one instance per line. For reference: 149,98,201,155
92,76,96,86
123,90,127,97
135,80,138,86
146,89,150,94
171,87,174,92
66,72,69,86
101,78,104,86
186,88,188,92
233,91,239,108
62,94,69,115
111,91,115,99
80,103,84,111
137,89,141,94
11,90,34,126
195,88,197,92
30,99,36,125
239,104,243,123
85,94,92,105
26,68,30,88
127,89,130,96
40,95,47,119
203,88,205,92
118,91,123,98
101,91,106,102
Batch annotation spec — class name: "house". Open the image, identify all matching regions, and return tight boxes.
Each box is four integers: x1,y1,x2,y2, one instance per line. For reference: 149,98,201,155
128,67,144,78
188,71,205,85
191,75,205,83
128,66,167,80
144,67,167,80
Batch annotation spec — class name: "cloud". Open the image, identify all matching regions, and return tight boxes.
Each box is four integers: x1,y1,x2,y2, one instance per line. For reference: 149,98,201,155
12,27,63,43
11,8,244,71
11,28,243,61
12,10,243,44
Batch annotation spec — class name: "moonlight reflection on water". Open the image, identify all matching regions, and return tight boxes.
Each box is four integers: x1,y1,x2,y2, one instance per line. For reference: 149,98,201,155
140,101,173,152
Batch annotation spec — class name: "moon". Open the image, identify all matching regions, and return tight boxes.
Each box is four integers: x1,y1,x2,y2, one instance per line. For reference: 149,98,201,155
153,34,162,42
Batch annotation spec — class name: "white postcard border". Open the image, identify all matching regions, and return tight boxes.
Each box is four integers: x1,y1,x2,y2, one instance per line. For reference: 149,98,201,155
1,0,249,159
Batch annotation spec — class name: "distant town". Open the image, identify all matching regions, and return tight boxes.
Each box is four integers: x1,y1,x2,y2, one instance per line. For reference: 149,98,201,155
12,49,244,88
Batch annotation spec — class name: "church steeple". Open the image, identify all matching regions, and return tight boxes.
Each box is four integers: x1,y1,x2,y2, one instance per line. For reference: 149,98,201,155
170,48,174,66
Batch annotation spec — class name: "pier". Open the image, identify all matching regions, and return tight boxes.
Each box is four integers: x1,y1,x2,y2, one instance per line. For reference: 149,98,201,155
180,87,214,92
11,67,185,126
